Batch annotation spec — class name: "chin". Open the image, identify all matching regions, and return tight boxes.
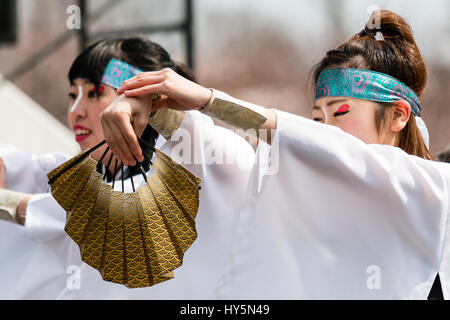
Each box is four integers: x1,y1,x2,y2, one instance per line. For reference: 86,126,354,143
75,142,86,152
77,141,90,152
79,136,98,149
75,135,106,159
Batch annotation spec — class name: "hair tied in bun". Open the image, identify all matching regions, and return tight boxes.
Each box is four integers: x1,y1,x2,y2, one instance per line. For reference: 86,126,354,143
365,6,385,41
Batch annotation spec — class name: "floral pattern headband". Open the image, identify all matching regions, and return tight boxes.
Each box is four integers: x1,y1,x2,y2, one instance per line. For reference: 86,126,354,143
101,59,144,89
315,68,422,116
315,68,429,148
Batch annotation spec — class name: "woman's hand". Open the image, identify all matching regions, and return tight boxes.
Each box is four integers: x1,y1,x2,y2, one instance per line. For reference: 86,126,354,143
102,68,213,166
101,95,153,167
16,195,31,226
0,157,6,188
117,68,212,112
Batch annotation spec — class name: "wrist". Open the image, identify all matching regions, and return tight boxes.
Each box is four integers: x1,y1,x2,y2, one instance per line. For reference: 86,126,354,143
0,188,29,225
148,94,161,111
198,88,214,111
148,108,185,139
16,195,31,226
199,89,268,133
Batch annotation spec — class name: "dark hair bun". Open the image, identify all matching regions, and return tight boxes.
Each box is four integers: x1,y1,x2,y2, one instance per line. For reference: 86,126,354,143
316,9,427,99
363,10,415,43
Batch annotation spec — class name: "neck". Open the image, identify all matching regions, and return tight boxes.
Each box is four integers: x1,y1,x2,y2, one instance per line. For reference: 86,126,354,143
378,130,399,147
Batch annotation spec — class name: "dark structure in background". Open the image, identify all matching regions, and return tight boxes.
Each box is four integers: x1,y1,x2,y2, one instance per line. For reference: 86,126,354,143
3,0,194,82
0,0,17,44
78,0,194,68
437,149,450,163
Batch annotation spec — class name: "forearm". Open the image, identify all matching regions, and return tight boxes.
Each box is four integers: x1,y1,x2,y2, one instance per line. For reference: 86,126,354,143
105,71,280,165
148,108,186,140
199,89,277,144
148,91,277,145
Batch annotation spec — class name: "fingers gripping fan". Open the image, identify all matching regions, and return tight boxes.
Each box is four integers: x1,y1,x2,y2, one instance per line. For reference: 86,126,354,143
47,140,201,288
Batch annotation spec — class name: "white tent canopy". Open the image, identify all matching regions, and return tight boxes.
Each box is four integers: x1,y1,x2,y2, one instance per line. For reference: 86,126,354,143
0,74,79,156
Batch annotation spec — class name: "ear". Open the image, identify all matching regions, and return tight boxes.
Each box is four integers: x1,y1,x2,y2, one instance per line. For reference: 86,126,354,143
390,100,411,133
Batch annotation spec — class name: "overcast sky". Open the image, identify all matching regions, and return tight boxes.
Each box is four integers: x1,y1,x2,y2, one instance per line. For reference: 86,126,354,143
195,0,450,67
16,0,450,68
38,0,446,69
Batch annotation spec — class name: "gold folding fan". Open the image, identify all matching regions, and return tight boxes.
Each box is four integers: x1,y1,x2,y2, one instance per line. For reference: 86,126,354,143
47,140,201,288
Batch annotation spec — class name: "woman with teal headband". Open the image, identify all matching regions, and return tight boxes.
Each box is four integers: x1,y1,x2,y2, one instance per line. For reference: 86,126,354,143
0,36,255,299
102,10,450,299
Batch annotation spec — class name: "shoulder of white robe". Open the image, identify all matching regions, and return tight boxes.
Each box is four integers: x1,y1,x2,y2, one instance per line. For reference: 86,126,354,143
439,162,450,299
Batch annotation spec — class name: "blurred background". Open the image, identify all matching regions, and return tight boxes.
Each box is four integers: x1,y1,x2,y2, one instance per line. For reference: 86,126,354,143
0,0,449,156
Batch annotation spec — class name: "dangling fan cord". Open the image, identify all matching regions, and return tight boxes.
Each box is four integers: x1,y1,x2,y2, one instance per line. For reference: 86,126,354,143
48,139,156,190
48,138,200,192
96,145,110,174
48,140,106,185
103,151,114,182
112,160,118,189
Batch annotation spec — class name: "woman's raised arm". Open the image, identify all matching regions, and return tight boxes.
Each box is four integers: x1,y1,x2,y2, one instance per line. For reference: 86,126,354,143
101,68,276,165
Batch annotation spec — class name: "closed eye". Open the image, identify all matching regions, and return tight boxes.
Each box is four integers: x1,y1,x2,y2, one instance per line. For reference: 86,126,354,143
334,110,350,117
334,104,351,117
88,90,97,98
88,86,104,98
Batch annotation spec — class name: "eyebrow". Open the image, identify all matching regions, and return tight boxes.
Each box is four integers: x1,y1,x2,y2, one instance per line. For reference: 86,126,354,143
313,98,348,110
69,84,96,91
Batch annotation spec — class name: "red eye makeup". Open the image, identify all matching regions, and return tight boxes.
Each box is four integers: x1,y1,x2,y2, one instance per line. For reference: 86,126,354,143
90,85,105,94
88,85,105,98
334,104,350,116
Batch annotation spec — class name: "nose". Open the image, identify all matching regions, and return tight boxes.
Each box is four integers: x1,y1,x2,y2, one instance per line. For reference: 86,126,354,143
320,106,329,124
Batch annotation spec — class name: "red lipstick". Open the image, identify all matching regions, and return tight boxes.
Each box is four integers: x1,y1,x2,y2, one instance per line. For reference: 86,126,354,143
73,125,92,142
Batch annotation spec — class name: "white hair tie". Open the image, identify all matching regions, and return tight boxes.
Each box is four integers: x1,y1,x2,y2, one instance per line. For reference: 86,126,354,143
415,116,430,149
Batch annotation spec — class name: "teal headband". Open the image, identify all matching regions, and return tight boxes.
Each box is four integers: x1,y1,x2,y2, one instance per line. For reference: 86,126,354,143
101,59,143,89
315,68,422,116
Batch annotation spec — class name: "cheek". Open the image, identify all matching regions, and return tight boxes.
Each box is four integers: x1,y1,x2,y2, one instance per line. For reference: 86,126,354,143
67,104,77,126
337,118,379,144
336,119,360,136
67,112,74,127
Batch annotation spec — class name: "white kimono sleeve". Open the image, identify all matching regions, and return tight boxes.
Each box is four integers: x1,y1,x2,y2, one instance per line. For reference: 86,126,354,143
0,145,71,299
0,145,70,242
0,144,69,194
216,109,450,300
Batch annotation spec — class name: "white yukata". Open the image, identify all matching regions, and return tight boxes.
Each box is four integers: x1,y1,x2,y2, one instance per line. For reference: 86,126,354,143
0,145,70,299
214,108,450,299
0,110,255,299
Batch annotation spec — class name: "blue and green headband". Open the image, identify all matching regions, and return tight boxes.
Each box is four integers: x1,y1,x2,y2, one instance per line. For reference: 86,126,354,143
101,58,143,89
70,59,143,113
315,68,422,116
315,68,429,148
